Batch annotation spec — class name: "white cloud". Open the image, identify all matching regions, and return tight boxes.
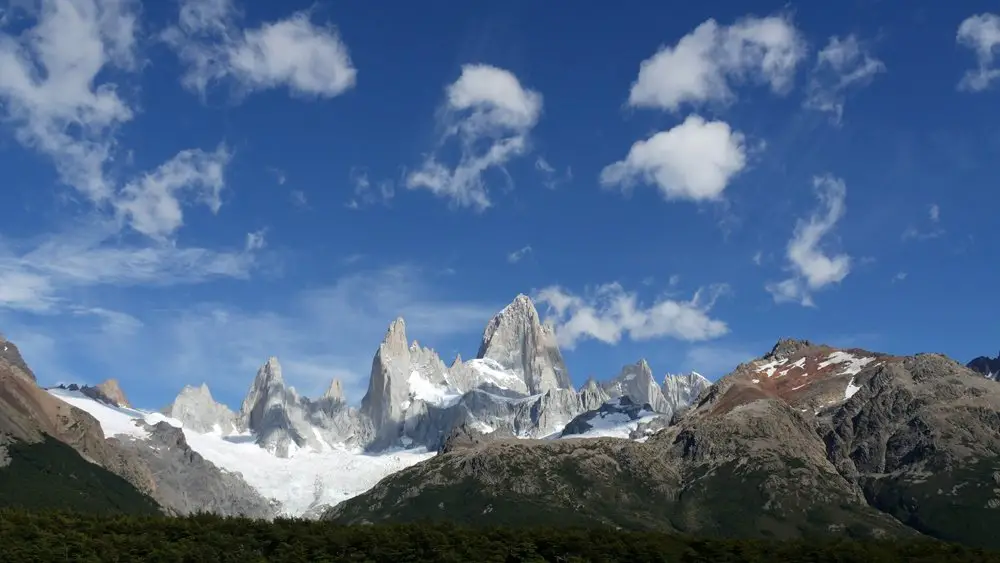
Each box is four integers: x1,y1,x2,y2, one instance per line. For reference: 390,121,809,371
0,0,139,201
245,229,267,251
406,64,542,210
163,0,357,98
535,283,729,350
929,203,940,223
600,115,747,202
0,222,257,313
892,271,907,283
957,13,1000,92
346,168,394,209
766,175,851,307
628,15,805,112
805,35,885,123
752,251,763,266
506,245,532,264
115,145,231,239
2,265,499,406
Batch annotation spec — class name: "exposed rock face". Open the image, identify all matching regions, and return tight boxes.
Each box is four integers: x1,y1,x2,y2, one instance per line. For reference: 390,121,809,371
324,378,345,402
239,357,373,456
579,377,611,411
0,341,160,505
324,340,1000,548
114,421,277,519
164,384,238,435
662,371,712,413
476,294,572,394
968,351,1000,380
0,336,34,381
84,379,130,408
602,360,670,414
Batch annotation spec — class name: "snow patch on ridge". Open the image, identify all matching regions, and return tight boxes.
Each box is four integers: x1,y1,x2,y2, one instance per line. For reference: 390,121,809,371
46,388,434,517
408,370,462,408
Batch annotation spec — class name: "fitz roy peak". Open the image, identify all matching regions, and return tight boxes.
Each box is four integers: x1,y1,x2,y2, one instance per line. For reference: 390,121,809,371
165,294,711,457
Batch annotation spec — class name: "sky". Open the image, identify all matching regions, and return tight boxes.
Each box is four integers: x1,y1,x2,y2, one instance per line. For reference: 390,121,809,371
0,0,998,411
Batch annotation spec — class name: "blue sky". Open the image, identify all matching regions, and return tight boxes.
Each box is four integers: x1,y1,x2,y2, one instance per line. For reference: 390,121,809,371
1,0,998,410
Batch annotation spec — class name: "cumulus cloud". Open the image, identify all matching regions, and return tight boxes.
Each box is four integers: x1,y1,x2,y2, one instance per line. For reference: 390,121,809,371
628,15,805,112
805,35,885,123
406,64,543,210
766,175,851,307
535,283,729,350
600,115,747,202
957,13,1000,91
163,0,357,98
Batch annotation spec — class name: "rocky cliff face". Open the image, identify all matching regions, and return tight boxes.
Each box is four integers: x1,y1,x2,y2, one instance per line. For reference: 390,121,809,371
0,340,160,508
476,294,572,394
164,384,238,434
968,351,1000,380
602,359,670,414
114,420,277,519
324,340,1000,548
662,371,712,413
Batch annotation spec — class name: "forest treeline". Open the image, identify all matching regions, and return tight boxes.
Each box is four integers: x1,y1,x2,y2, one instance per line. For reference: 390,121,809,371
1,509,1000,562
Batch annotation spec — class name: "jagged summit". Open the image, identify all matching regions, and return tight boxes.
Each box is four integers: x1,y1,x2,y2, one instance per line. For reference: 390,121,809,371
324,378,345,402
603,359,669,414
968,350,1000,380
475,293,571,394
767,337,814,359
92,379,130,408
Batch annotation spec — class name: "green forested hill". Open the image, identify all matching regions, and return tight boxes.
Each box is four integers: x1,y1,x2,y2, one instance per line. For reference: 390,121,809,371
0,437,161,516
0,510,998,562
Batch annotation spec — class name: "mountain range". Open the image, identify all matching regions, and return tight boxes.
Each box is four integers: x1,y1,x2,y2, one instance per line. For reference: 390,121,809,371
3,295,1000,548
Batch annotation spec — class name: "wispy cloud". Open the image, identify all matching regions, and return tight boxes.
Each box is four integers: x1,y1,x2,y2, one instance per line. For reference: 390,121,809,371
346,167,394,209
901,203,945,241
766,175,851,307
506,245,533,264
2,265,500,408
535,156,572,190
805,34,886,124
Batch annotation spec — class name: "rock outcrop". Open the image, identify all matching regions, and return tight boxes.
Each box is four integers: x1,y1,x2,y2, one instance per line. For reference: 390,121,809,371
968,351,1000,380
662,371,712,413
114,420,277,519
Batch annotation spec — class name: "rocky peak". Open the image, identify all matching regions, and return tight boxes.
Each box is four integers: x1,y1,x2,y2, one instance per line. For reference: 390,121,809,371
475,294,572,394
91,379,130,408
239,357,290,430
967,350,1000,380
0,336,35,381
603,359,669,414
324,378,345,402
165,382,238,435
662,372,713,413
767,338,814,360
579,376,610,411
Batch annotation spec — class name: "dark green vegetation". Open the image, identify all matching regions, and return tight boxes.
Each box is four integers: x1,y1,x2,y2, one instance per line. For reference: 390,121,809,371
0,437,161,516
1,510,998,563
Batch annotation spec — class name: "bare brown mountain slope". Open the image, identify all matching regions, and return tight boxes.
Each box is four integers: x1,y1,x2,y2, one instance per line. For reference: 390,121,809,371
0,344,157,498
327,340,1000,548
